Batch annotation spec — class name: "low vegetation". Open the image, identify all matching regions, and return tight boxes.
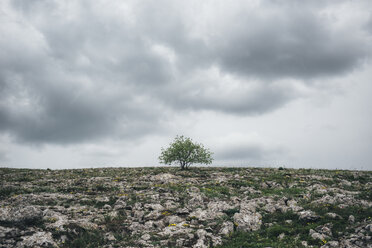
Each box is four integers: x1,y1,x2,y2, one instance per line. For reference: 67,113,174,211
0,167,371,247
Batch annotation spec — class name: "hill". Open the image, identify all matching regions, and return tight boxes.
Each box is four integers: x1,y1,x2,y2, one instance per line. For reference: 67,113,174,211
0,167,371,247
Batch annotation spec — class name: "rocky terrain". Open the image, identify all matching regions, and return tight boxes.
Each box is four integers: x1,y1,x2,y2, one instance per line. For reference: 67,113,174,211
0,167,371,248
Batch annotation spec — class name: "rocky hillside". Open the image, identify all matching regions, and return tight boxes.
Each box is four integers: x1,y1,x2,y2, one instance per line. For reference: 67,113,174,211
0,167,371,248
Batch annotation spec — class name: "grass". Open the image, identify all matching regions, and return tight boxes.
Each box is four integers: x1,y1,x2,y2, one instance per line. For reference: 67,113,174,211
201,185,231,198
54,224,105,248
0,215,45,229
261,187,305,197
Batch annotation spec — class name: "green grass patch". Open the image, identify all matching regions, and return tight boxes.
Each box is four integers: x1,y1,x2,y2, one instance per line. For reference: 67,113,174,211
261,187,304,197
55,224,105,248
201,185,231,198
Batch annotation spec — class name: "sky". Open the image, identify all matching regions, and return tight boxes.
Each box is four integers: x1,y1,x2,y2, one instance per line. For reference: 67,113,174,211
1,0,372,170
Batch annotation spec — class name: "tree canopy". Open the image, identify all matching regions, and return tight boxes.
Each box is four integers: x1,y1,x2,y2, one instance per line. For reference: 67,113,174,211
159,135,213,170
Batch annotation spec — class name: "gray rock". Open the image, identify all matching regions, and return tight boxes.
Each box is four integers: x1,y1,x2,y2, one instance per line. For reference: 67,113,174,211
301,240,309,247
0,206,43,223
326,212,342,219
187,193,205,208
144,203,164,211
189,208,223,221
0,226,20,238
287,199,303,212
233,212,262,231
219,221,234,236
113,199,127,210
207,201,235,212
151,173,178,183
105,232,116,241
176,208,190,216
240,200,258,213
167,215,184,224
193,229,211,248
103,204,112,210
316,223,333,237
133,210,145,220
141,233,151,241
326,241,339,247
298,210,319,222
164,200,179,209
311,232,326,241
16,231,57,248
348,215,355,224
176,238,185,247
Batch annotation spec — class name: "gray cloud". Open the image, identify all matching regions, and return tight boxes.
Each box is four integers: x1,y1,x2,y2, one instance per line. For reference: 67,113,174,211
215,141,285,162
0,149,8,162
168,79,297,114
216,144,267,161
215,15,368,79
1,0,371,145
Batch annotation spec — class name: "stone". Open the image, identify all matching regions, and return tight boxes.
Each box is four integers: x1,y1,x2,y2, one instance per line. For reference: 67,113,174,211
141,233,151,241
365,224,372,232
105,232,116,241
189,208,222,221
233,212,262,231
311,232,326,240
326,241,339,247
0,206,43,223
301,241,309,247
219,221,234,236
298,210,319,222
151,173,178,182
114,199,127,210
207,201,235,212
16,231,57,248
167,215,183,224
240,201,258,213
348,215,355,223
144,203,164,211
326,212,342,219
103,204,112,210
193,229,208,248
176,238,185,247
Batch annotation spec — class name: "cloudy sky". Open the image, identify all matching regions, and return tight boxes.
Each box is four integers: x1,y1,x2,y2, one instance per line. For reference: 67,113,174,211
1,0,371,170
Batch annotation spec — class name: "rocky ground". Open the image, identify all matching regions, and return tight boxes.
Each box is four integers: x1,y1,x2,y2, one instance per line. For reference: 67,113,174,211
0,167,371,248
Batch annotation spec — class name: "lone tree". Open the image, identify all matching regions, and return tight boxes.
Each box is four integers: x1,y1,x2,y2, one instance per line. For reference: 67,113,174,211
159,135,213,170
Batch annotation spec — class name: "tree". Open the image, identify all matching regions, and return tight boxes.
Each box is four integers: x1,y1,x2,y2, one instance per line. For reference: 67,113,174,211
159,135,213,170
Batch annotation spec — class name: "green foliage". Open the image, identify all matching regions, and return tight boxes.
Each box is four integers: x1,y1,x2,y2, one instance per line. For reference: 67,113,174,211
159,135,213,170
223,208,240,218
57,224,105,248
0,187,18,200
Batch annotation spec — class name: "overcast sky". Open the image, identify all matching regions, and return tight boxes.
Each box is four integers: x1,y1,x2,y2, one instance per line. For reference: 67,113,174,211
1,0,372,170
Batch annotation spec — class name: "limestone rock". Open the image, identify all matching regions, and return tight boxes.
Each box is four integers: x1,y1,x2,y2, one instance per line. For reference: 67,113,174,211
17,231,57,248
233,212,262,231
219,221,234,236
298,210,319,222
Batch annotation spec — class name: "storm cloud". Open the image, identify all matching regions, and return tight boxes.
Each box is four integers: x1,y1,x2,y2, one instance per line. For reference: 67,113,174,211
0,0,371,169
